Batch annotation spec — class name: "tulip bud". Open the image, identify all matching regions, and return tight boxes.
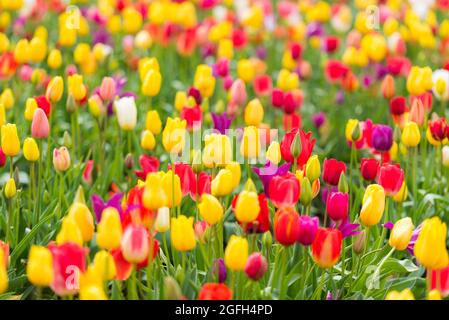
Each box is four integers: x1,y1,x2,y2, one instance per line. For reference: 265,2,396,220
211,258,227,283
163,276,184,300
353,231,366,254
244,252,268,281
262,231,272,248
63,131,72,148
26,245,53,287
124,153,134,170
290,131,302,159
66,93,77,113
53,147,71,172
299,177,313,206
337,172,348,193
4,178,16,199
23,137,39,162
305,155,320,182
121,224,149,264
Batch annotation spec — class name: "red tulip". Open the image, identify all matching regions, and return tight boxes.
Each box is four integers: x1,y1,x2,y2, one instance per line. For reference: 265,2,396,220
170,162,196,197
48,242,88,296
290,42,302,59
325,60,349,83
111,248,133,281
181,105,202,130
196,172,211,197
430,265,449,297
312,228,342,268
274,207,301,246
360,158,379,181
0,148,6,168
269,173,300,208
283,112,301,131
135,155,160,180
326,192,349,221
377,163,404,196
322,158,346,186
280,128,315,167
198,283,232,300
272,88,284,108
244,252,268,281
428,117,447,141
322,35,339,53
253,74,272,97
121,224,149,264
389,96,407,115
34,95,51,116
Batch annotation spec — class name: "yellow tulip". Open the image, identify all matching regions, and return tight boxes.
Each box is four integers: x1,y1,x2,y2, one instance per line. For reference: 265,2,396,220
360,184,385,227
345,119,362,142
4,178,16,199
96,208,122,250
142,173,167,210
141,130,156,151
68,74,87,101
68,202,94,243
0,103,5,127
305,155,321,182
211,169,234,197
26,245,53,287
29,37,47,63
385,288,415,300
171,215,196,251
162,117,187,153
240,126,261,159
46,76,64,103
197,194,223,225
141,70,162,97
91,250,116,281
47,49,62,69
389,217,414,251
235,191,260,223
23,137,40,162
401,121,421,147
414,217,449,270
244,98,264,126
202,134,232,168
0,88,14,109
237,59,255,83
146,110,162,135
24,98,38,121
225,162,241,190
0,250,7,294
56,216,83,246
406,66,433,96
224,235,248,271
1,123,20,157
161,170,182,208
392,181,407,203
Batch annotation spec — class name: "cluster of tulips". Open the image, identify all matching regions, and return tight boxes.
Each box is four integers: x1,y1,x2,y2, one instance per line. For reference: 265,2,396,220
1,0,449,301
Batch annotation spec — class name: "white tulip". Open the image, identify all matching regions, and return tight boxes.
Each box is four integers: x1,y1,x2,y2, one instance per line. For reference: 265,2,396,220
115,96,137,130
155,207,170,233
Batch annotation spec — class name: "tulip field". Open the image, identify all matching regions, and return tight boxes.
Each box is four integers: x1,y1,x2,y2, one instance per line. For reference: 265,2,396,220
1,0,449,302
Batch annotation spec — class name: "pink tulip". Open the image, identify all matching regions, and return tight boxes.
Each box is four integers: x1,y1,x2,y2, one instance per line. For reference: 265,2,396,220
121,224,149,264
244,252,268,281
229,79,247,106
99,77,116,101
31,108,50,139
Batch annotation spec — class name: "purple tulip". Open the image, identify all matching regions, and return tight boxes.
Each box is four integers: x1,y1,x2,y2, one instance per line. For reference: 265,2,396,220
211,112,233,134
211,258,227,283
253,161,291,196
297,215,319,246
312,112,326,129
371,124,393,152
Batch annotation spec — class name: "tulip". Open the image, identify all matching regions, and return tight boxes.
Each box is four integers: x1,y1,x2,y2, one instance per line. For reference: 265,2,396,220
0,104,5,127
202,134,232,168
1,124,20,157
224,235,248,271
198,283,232,300
245,252,268,281
389,217,414,251
266,141,281,164
194,64,215,98
326,192,349,221
53,147,71,172
385,289,415,300
443,146,449,167
155,207,170,233
141,130,156,151
162,117,187,154
389,96,407,115
0,250,7,294
46,76,64,103
237,59,255,83
48,242,87,296
0,148,5,168
235,190,260,223
79,282,107,300
56,216,83,246
322,158,346,186
297,215,319,246
90,250,116,281
371,125,393,153
99,77,116,101
240,126,261,159
381,74,395,99
211,169,234,197
174,91,188,111
428,117,447,141
360,158,379,181
142,70,162,97
269,173,300,208
115,96,137,131
244,98,264,126
4,178,16,199
161,170,182,208
27,245,53,287
0,88,14,110
414,217,449,270
121,224,149,264
198,194,223,225
360,184,385,227
377,164,404,196
406,66,432,96
274,208,301,246
31,108,49,139
171,215,196,251
225,162,241,190
23,138,39,162
68,74,87,101
142,173,167,210
345,119,362,142
47,49,62,69
312,228,342,268
97,207,122,250
280,128,315,166
211,258,227,283
146,110,162,135
68,203,94,243
401,122,421,147
432,69,449,100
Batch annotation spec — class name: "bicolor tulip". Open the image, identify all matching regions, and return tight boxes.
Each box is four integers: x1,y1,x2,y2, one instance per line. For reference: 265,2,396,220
389,218,414,251
121,224,149,264
53,147,71,172
312,228,342,268
268,173,300,208
274,208,301,246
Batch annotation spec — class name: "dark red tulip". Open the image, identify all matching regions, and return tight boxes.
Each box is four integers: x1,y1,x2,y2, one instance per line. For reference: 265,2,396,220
360,158,379,181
